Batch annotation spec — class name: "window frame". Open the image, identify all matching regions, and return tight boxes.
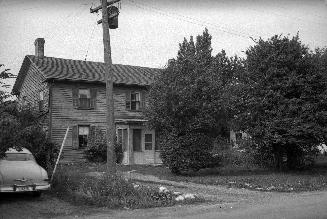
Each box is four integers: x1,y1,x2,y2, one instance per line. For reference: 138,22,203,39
78,125,90,148
78,88,92,109
144,133,153,150
126,91,144,111
130,92,141,111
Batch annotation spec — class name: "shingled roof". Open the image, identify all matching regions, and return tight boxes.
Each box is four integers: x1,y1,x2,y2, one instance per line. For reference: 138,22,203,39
12,55,162,95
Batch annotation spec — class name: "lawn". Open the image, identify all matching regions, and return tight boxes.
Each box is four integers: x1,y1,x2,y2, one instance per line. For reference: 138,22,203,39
119,164,327,192
57,155,327,193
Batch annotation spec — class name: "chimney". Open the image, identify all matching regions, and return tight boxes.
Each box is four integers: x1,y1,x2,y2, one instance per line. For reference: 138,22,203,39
34,38,45,58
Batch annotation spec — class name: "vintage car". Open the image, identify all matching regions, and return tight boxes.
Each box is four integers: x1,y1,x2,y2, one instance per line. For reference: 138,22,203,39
0,147,50,196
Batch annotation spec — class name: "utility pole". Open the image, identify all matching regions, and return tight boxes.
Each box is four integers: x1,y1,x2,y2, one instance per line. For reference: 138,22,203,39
91,0,119,174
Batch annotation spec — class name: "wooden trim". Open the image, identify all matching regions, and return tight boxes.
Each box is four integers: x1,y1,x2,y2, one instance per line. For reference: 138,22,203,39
44,79,150,89
48,81,53,140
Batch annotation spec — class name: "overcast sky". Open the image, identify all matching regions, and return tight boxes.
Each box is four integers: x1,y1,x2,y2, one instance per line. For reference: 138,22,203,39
0,0,327,91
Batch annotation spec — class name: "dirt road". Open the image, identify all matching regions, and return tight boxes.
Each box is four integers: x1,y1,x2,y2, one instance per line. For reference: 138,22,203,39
1,174,327,219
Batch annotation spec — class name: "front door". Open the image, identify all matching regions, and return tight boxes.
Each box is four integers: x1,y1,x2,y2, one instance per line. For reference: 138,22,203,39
143,130,155,164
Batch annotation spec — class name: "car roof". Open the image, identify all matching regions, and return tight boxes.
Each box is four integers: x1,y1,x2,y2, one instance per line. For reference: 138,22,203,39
5,147,32,154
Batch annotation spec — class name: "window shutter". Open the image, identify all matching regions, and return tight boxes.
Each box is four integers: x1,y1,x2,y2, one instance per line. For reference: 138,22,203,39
72,88,79,109
90,88,97,109
72,126,79,149
140,91,146,110
125,91,131,110
89,125,96,145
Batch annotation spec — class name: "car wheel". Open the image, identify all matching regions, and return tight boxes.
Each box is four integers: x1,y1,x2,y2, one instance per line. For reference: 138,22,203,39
32,191,42,197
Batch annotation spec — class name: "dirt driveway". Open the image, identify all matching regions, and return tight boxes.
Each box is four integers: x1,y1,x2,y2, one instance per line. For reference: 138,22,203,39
1,173,327,219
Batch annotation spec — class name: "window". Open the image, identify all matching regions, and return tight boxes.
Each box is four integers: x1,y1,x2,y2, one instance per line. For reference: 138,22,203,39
39,91,44,111
73,88,97,110
133,129,142,151
78,126,89,148
79,89,91,109
126,91,143,111
131,92,140,110
144,134,153,150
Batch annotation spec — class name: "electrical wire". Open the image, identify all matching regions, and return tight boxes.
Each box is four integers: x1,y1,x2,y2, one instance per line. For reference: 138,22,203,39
84,18,98,61
240,0,327,26
125,0,254,40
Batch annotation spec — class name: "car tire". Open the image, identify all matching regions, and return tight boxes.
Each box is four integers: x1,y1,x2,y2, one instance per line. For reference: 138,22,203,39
32,191,42,197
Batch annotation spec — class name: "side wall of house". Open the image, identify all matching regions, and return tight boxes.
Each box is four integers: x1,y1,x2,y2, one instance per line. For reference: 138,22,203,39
50,82,147,150
17,63,49,126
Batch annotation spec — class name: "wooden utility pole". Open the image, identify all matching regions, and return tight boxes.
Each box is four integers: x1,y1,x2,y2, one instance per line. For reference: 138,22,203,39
91,0,117,174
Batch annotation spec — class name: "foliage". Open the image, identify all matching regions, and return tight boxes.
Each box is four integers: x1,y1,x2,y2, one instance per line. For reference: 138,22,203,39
0,64,16,102
218,139,274,170
230,34,327,170
0,102,58,171
147,29,240,173
84,126,123,164
19,124,59,172
159,132,221,174
51,166,180,209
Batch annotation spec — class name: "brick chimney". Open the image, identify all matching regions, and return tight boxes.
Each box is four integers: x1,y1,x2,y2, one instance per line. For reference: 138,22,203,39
34,38,45,58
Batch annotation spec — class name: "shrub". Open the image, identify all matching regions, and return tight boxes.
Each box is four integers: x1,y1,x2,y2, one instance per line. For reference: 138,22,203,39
0,103,58,172
159,132,221,174
85,126,123,163
17,124,59,172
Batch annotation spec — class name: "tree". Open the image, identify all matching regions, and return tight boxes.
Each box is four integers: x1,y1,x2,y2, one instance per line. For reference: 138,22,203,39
231,34,327,170
0,64,16,102
146,29,240,173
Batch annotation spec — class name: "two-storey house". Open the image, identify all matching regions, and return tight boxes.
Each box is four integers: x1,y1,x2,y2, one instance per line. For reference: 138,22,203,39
12,38,162,165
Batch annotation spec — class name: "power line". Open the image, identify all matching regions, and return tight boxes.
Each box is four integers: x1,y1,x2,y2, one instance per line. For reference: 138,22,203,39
125,0,254,40
241,0,327,26
84,18,98,61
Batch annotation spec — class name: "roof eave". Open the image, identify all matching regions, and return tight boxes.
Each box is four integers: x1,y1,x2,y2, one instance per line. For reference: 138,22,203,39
44,78,151,88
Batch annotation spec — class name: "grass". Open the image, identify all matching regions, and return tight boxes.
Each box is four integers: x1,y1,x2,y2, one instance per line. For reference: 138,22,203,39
56,155,327,193
50,164,203,209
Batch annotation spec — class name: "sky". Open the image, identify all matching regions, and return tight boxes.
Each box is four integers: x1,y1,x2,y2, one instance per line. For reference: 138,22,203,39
0,0,327,92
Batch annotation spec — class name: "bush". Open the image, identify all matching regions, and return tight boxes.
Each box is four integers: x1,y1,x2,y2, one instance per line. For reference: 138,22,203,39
159,132,221,174
51,166,177,209
17,124,59,172
84,126,123,163
0,103,59,172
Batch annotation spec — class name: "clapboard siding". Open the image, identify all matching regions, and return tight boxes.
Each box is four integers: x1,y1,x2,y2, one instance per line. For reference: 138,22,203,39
50,81,148,147
17,63,49,112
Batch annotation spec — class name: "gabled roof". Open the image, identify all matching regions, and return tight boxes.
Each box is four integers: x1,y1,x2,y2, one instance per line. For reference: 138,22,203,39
12,55,162,95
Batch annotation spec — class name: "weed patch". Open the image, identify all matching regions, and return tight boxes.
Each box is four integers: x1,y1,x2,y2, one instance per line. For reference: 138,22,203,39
51,165,203,209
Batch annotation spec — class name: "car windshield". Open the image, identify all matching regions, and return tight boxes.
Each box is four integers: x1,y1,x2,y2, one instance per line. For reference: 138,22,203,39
4,153,35,161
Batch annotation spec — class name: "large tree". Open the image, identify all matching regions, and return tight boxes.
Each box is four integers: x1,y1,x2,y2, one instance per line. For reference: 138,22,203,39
231,34,327,170
146,29,241,173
